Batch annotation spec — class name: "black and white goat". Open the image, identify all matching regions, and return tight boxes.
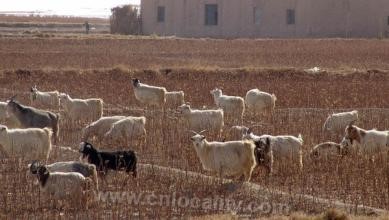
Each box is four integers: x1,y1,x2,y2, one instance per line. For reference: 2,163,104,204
31,165,95,209
29,160,98,190
79,142,137,177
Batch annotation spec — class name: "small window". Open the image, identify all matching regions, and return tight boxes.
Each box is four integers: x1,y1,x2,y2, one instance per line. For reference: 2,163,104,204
387,16,389,25
205,4,218,26
157,6,165,22
253,7,261,25
286,9,295,25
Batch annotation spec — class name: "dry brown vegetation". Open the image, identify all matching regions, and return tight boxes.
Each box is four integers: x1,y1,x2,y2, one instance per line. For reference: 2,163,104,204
0,36,389,218
0,37,389,70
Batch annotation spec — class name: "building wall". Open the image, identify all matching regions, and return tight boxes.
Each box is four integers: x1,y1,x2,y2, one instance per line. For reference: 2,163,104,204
141,0,389,38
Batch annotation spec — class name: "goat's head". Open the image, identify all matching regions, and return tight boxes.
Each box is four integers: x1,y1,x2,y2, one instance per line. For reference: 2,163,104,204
210,88,222,97
79,142,97,162
29,160,41,174
79,141,95,153
177,104,191,114
0,125,7,135
254,137,271,165
58,93,70,106
241,126,254,140
189,130,207,148
30,85,37,93
132,78,140,87
340,137,353,155
58,93,69,100
5,97,18,116
343,123,361,144
36,166,49,186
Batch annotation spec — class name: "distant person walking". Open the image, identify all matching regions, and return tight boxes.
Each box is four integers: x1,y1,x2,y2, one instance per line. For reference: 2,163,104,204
84,21,90,34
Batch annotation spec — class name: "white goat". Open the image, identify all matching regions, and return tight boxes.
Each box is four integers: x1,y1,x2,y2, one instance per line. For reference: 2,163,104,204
132,78,166,108
29,160,99,191
341,124,389,154
245,88,276,116
242,127,303,170
59,93,103,125
103,116,146,146
210,88,245,124
33,165,95,209
190,132,256,181
310,142,344,160
165,91,185,109
30,85,60,110
177,104,224,138
82,116,127,143
0,125,52,161
323,110,358,137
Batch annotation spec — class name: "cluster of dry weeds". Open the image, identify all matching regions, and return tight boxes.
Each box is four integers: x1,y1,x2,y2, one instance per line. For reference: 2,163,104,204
0,68,388,218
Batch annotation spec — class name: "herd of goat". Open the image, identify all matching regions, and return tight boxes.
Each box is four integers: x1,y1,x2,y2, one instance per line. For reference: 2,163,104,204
0,78,388,209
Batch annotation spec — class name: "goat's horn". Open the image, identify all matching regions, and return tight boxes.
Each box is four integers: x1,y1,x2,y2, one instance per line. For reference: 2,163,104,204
188,130,198,135
198,130,207,134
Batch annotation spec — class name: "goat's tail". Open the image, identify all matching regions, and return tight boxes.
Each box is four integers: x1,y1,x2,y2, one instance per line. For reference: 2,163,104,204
271,94,277,110
297,134,303,145
298,144,303,170
43,128,53,162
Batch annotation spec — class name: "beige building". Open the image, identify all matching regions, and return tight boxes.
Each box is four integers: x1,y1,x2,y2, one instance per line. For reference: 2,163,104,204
141,0,389,38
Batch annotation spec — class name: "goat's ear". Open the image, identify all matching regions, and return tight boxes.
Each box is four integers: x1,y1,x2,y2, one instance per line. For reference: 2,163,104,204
200,135,206,141
9,95,16,101
247,128,252,134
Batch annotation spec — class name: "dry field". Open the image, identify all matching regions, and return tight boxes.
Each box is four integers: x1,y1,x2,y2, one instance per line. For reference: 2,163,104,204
0,36,389,70
0,35,389,219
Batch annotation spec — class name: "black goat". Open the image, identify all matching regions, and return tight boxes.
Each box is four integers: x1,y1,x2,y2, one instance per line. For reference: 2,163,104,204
79,142,137,177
